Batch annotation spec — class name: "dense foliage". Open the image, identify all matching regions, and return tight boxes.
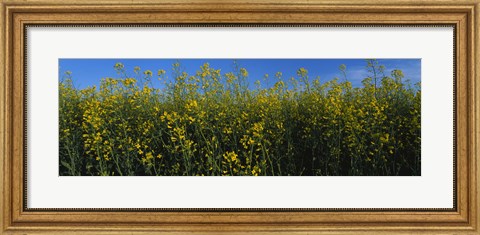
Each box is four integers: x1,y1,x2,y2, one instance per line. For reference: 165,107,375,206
59,60,421,176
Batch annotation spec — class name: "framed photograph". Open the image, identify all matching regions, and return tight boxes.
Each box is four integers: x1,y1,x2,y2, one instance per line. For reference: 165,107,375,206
1,0,479,234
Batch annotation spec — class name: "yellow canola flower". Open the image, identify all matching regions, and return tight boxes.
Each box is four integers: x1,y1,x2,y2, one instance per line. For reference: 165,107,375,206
144,70,152,76
145,152,153,160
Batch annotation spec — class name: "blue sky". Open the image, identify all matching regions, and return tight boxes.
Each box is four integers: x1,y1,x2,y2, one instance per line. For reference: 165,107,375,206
59,59,420,90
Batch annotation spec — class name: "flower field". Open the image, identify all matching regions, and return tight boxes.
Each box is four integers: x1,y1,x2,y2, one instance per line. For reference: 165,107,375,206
59,60,421,176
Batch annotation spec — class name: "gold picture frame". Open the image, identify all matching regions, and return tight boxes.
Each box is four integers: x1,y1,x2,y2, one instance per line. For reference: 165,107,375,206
1,0,479,233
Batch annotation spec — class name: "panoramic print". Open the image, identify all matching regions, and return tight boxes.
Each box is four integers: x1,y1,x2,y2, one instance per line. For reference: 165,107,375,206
59,59,421,176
